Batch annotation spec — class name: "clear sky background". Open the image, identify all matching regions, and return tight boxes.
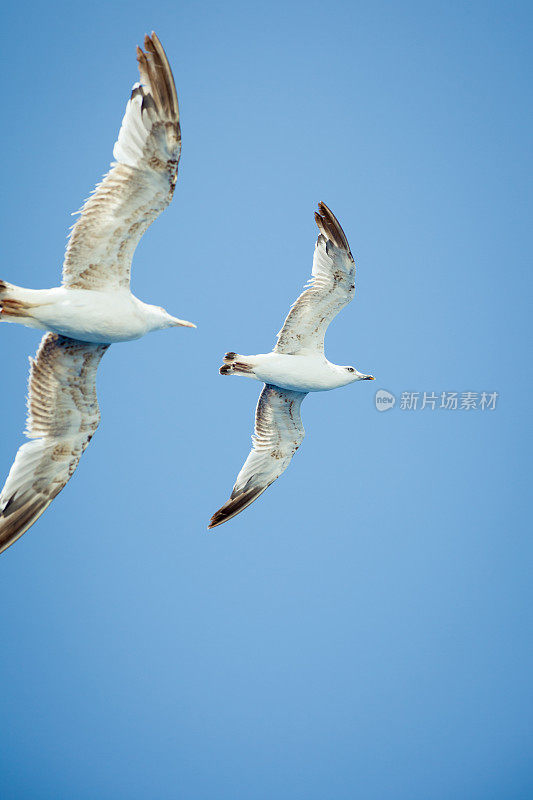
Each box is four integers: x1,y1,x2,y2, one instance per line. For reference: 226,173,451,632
0,1,531,798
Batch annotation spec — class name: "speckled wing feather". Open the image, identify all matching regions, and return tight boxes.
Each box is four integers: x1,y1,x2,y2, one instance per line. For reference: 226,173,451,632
0,334,108,554
62,32,181,291
209,385,306,529
274,203,356,355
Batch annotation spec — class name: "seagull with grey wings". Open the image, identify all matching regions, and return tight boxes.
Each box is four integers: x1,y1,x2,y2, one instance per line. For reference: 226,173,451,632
0,33,194,554
209,203,374,529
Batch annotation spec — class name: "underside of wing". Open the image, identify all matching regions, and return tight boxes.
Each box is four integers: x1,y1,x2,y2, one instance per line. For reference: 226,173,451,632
0,334,108,554
275,202,356,355
62,32,181,291
209,385,306,529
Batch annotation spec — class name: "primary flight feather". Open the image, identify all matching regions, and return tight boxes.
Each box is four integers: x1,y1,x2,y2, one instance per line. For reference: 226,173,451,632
0,33,194,555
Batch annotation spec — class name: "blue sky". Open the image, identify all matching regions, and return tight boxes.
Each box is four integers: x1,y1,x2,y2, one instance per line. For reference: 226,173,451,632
0,1,531,798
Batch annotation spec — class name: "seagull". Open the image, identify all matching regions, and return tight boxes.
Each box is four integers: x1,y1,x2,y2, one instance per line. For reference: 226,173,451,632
0,33,194,555
209,203,374,529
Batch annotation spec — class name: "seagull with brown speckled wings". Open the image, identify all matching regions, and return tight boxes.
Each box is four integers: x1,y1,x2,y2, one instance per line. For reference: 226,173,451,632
0,33,194,554
209,203,375,529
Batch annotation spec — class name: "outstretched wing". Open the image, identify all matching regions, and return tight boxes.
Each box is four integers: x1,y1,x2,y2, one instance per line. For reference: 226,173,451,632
209,385,306,529
0,334,109,554
62,32,181,291
274,202,356,355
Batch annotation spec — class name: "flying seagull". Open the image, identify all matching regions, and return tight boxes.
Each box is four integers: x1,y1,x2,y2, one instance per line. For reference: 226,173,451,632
0,33,194,555
209,203,374,529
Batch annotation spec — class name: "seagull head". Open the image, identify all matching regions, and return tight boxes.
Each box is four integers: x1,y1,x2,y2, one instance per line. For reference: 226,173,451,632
166,311,197,329
344,366,375,383
148,304,196,330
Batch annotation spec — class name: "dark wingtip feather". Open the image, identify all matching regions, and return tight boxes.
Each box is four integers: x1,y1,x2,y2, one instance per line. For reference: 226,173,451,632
208,486,265,529
0,495,54,555
140,31,179,120
135,32,179,123
315,202,352,253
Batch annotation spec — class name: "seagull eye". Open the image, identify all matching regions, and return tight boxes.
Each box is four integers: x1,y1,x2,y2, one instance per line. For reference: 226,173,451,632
347,367,355,373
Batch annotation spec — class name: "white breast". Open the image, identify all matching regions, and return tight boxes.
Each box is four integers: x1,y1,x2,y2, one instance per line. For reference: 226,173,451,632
31,288,149,344
253,353,345,392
